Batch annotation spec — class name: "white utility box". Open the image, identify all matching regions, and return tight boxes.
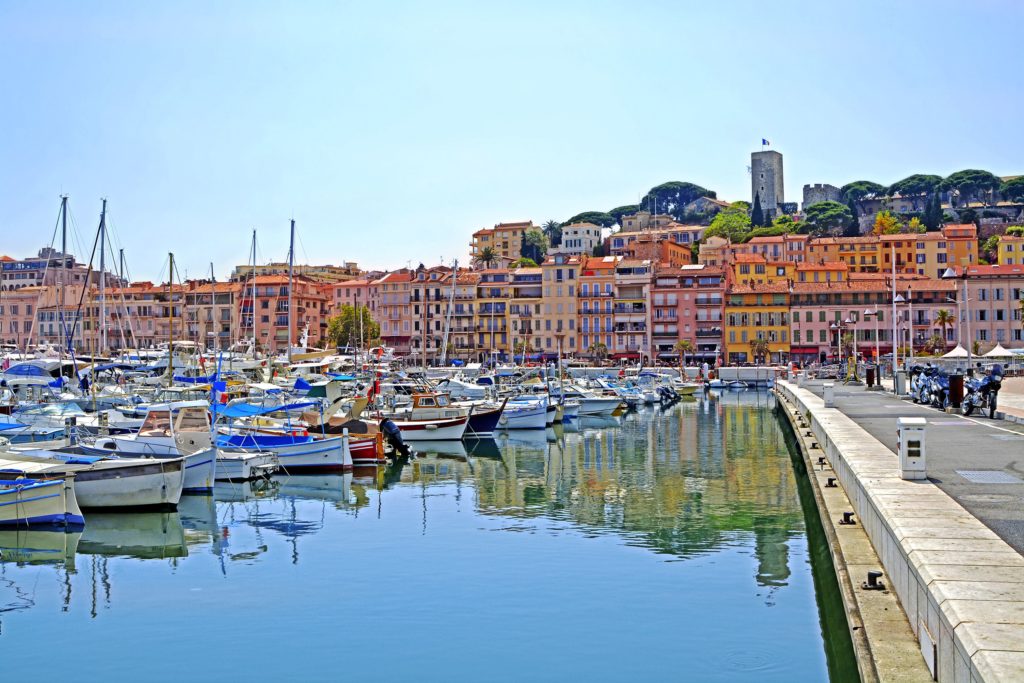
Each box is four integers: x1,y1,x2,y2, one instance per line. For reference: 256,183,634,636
823,382,835,407
897,416,927,480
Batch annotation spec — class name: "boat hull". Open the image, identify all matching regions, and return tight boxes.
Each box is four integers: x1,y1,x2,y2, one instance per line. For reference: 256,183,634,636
0,478,85,527
72,459,185,508
465,407,502,438
216,434,351,473
498,404,548,430
215,450,279,481
389,416,468,441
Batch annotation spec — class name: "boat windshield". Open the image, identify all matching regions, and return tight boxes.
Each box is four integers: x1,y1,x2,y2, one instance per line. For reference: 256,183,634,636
140,410,173,437
174,408,209,433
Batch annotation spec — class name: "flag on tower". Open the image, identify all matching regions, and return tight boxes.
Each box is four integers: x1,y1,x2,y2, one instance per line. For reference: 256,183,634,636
762,138,770,146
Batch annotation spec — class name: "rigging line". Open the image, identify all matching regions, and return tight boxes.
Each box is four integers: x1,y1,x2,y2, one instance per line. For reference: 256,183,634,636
25,200,67,351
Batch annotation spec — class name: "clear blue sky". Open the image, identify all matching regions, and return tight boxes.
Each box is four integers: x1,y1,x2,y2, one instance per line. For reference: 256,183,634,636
2,1,1022,280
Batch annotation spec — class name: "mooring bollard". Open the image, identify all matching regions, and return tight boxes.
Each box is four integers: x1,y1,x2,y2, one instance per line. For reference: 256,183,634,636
823,382,835,408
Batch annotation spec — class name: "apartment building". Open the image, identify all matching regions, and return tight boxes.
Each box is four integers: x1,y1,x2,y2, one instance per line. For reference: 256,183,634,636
612,259,653,361
578,256,618,358
959,264,1024,348
725,282,790,365
540,254,581,357
470,221,533,264
374,270,414,354
651,264,725,363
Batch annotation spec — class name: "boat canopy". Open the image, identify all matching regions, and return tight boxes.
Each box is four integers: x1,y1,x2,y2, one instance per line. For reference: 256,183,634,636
212,401,319,419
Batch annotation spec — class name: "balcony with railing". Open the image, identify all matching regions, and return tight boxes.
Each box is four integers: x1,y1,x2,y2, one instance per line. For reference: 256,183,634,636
695,296,723,307
696,327,723,338
613,303,647,315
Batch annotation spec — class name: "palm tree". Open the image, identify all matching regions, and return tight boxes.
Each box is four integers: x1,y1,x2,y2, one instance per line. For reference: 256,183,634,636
934,309,954,350
588,342,609,365
473,246,498,270
674,339,694,376
749,338,769,365
542,220,562,247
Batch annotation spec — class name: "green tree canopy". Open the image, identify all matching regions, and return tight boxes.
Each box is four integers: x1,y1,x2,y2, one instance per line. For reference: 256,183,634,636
608,205,640,225
940,169,1001,206
327,305,380,349
512,257,538,268
841,180,885,203
804,201,854,236
563,211,616,228
704,204,751,242
887,174,943,197
520,228,549,263
639,181,716,220
1006,225,1024,237
1000,177,1024,202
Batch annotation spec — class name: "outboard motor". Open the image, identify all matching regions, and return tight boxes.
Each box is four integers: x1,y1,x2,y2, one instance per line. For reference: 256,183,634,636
379,418,412,459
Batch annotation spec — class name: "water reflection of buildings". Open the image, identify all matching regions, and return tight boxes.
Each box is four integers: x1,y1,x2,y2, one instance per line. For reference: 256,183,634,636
402,393,801,589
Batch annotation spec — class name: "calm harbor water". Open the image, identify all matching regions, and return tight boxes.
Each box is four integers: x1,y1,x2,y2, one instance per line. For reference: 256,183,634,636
1,391,855,682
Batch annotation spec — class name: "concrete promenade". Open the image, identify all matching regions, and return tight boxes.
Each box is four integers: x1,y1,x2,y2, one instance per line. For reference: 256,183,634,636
776,378,1024,682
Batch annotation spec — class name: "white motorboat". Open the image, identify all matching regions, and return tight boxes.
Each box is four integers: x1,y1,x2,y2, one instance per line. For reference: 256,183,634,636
0,476,84,527
498,400,548,430
0,451,184,508
383,393,470,441
81,400,217,493
215,449,279,481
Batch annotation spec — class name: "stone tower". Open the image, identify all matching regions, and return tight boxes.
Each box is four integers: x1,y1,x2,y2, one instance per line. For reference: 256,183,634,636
751,150,785,219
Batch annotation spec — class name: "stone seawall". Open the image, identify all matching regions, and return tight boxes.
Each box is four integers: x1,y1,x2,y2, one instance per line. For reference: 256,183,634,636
776,380,1024,683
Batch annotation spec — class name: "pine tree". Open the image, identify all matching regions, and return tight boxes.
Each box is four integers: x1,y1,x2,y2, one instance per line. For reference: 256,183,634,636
923,193,942,232
843,198,860,236
751,193,765,227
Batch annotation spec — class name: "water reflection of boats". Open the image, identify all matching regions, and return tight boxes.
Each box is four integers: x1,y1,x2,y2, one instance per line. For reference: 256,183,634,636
497,428,556,448
575,416,620,431
78,512,188,559
412,440,468,459
708,388,776,408
464,437,502,458
177,495,219,549
273,473,352,503
214,478,280,503
0,528,80,565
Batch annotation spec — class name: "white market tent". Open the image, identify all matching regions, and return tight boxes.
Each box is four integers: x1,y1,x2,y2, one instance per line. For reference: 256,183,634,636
983,344,1013,358
941,344,969,358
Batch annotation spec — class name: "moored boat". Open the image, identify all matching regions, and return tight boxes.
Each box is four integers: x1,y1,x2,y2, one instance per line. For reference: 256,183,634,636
0,476,84,528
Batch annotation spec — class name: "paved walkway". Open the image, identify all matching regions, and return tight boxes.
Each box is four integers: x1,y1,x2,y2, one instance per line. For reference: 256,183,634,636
799,378,1024,556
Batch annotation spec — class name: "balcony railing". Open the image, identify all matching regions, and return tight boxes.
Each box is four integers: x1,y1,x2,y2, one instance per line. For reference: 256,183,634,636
696,328,722,338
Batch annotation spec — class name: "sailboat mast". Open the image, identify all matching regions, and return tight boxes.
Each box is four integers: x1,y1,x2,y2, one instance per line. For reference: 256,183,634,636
210,261,216,351
98,198,108,355
59,195,68,356
287,219,295,364
167,252,174,387
440,259,457,366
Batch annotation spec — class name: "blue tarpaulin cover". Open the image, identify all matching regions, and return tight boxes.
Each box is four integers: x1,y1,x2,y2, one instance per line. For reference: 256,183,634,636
212,401,318,419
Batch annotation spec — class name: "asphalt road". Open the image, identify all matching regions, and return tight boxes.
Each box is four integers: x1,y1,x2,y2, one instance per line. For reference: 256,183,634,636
801,379,1024,555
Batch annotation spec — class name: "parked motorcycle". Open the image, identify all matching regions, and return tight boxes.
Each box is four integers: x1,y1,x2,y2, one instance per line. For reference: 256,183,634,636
927,370,950,409
961,365,1003,419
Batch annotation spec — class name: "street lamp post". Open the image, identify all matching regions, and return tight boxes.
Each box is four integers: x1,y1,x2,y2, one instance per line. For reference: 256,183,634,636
943,267,973,370
864,308,881,368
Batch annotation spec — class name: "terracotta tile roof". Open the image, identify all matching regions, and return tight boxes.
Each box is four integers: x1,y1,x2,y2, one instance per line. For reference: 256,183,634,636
791,278,955,293
963,264,1024,276
796,261,848,271
727,282,791,295
733,253,767,263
